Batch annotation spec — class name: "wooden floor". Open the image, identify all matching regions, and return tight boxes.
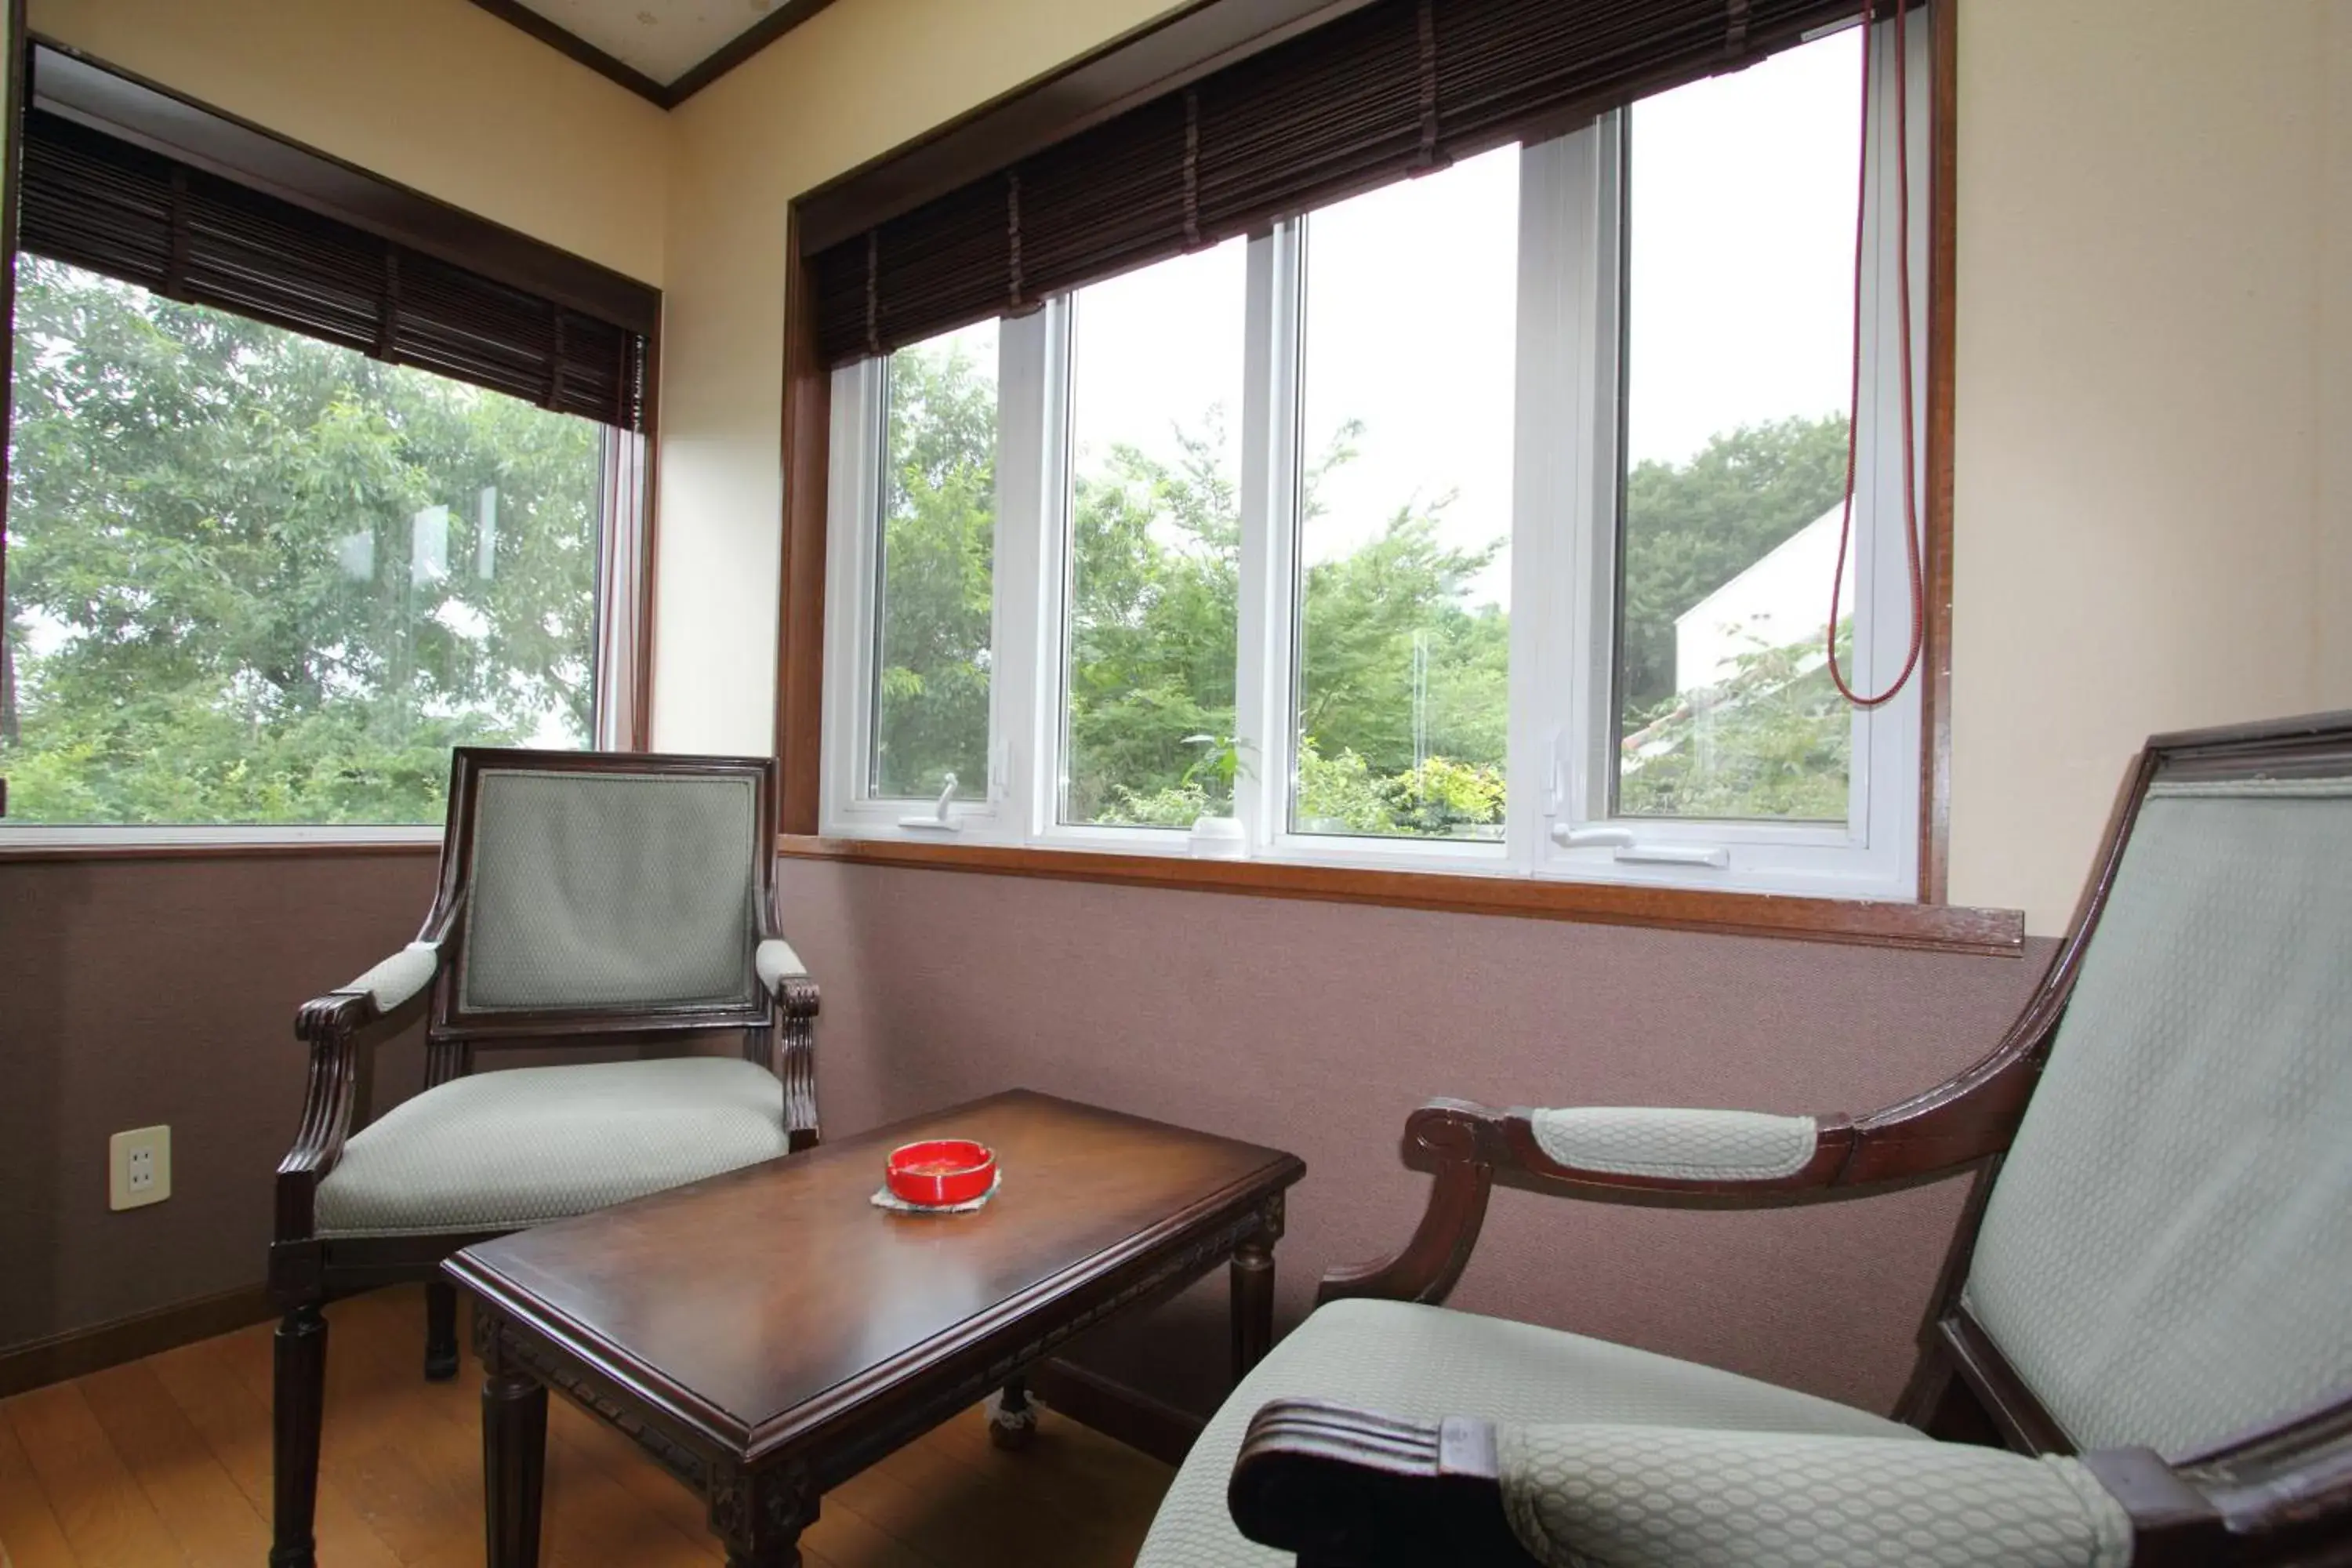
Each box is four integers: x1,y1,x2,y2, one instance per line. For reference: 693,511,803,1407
0,1284,1173,1567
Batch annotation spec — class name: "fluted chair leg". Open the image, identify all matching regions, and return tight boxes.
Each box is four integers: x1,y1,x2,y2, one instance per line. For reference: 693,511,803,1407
425,1277,460,1381
270,1301,328,1568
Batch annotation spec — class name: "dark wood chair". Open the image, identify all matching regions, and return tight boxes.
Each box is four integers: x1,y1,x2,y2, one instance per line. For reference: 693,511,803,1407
1136,713,2352,1566
266,748,819,1568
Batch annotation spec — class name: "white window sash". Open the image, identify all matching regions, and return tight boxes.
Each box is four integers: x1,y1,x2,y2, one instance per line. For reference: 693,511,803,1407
821,11,1932,902
994,305,1061,839
1237,223,1301,858
1538,13,1926,900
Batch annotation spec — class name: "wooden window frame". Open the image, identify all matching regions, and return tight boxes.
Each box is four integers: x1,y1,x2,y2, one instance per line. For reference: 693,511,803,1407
0,35,663,857
772,1,2003,954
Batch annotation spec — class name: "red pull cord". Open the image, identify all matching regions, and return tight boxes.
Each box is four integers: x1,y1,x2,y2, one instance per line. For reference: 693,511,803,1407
1827,0,1925,709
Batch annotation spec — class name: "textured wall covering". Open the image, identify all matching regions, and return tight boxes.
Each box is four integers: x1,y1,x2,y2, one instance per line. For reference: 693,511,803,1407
5,850,2053,1420
771,858,2056,1419
4,860,2060,1420
0,851,440,1350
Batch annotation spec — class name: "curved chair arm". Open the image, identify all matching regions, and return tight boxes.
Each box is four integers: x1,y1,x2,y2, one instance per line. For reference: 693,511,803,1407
1226,1401,1538,1567
1319,856,2100,1308
277,941,445,1245
755,936,818,1015
755,935,822,1151
1321,1029,2051,1308
294,942,440,1043
1229,1403,2219,1568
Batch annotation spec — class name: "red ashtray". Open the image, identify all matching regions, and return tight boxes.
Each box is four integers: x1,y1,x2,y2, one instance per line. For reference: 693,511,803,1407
885,1139,997,1207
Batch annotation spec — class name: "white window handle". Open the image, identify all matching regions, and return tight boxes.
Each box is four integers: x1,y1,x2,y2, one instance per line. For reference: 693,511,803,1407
899,774,961,832
1614,844,1730,868
1551,824,1730,868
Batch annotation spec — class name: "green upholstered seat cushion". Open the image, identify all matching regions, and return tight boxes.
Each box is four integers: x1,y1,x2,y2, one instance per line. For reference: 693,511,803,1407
1134,1298,1913,1567
1496,1424,2129,1568
313,1056,790,1238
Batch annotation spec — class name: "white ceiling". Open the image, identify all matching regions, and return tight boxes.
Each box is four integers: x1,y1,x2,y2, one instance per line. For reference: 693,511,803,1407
510,0,786,86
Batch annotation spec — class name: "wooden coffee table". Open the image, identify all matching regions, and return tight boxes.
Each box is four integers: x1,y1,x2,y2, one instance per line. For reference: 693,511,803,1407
443,1089,1305,1566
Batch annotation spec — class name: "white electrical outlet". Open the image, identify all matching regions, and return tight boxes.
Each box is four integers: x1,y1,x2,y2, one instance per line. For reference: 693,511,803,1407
108,1124,172,1211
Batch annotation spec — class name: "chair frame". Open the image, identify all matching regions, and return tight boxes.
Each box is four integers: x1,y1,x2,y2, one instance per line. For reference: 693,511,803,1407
1227,711,2352,1567
266,747,819,1568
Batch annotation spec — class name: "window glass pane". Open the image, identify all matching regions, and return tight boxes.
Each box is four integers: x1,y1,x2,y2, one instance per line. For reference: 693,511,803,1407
1294,148,1516,841
871,318,998,800
2,257,602,826
1062,239,1247,826
1613,30,1862,822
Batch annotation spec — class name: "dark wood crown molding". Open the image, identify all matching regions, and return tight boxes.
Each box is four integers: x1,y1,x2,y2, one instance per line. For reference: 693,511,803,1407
659,0,840,107
466,0,668,104
466,0,842,110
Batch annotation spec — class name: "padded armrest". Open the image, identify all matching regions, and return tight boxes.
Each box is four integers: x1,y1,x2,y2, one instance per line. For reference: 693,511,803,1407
1496,1424,2132,1568
1527,1107,1819,1182
340,942,441,1012
755,937,811,996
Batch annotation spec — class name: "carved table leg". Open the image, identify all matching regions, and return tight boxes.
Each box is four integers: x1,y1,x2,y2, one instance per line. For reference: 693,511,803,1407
482,1366,548,1567
712,1466,815,1568
988,1376,1039,1450
1232,1239,1276,1381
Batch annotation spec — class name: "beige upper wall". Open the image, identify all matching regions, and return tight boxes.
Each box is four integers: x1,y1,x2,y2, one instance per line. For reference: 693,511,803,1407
26,0,670,285
1947,0,2350,927
657,0,2350,932
651,0,1181,753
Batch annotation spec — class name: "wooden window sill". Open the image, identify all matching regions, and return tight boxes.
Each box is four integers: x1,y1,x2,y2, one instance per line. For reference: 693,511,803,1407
775,834,2026,956
0,837,441,863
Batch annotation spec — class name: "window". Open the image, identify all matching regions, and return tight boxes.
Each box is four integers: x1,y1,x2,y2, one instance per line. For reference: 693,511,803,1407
0,52,656,840
1,260,613,829
823,16,1926,900
1062,238,1246,829
1294,150,1517,844
1612,31,1865,822
869,318,999,804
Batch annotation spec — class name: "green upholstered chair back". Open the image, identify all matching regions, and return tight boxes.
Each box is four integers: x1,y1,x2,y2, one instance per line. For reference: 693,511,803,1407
1962,775,2352,1457
452,760,764,1016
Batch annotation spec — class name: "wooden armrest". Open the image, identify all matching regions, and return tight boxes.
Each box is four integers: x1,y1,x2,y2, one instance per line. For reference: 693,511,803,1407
754,928,822,1149
1227,1400,1537,1567
1322,1025,2049,1307
755,936,819,1016
1234,1403,2243,1568
292,989,391,1047
275,948,440,1246
1316,930,2081,1308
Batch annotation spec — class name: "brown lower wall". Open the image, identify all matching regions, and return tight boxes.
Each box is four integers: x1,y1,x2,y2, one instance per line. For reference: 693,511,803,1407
771,858,2057,1421
2,848,2055,1427
0,850,441,1352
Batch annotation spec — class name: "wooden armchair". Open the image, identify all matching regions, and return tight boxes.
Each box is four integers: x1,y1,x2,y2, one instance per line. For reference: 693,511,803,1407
1134,713,2352,1566
267,749,819,1568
